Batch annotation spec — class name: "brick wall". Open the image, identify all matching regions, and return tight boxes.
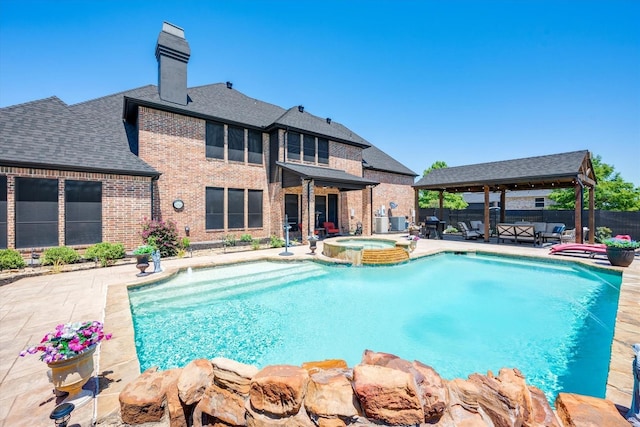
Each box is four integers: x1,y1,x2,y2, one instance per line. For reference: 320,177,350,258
1,166,151,251
366,170,417,223
138,107,272,243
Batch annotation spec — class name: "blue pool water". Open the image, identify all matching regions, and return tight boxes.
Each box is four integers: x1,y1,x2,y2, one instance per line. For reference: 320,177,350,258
129,253,621,401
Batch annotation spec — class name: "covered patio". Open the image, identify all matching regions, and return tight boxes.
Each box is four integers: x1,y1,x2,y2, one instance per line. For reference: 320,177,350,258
413,150,597,244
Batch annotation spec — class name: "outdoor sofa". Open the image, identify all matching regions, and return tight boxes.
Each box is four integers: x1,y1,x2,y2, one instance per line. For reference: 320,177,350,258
497,222,567,245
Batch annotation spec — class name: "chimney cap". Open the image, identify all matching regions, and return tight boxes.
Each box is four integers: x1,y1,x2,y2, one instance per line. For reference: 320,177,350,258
298,105,304,113
161,22,185,38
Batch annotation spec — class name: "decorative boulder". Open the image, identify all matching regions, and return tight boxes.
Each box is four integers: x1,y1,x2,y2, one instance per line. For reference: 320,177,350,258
352,363,424,425
119,367,181,425
304,368,360,420
249,365,309,416
212,356,259,396
177,358,214,405
194,383,247,426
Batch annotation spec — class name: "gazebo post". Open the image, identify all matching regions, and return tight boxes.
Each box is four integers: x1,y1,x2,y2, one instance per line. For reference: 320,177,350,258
483,185,490,242
500,190,506,223
574,183,583,244
589,186,595,244
438,191,444,222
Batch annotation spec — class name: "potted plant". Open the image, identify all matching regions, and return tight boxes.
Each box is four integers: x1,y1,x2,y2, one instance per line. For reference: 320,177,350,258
604,237,639,267
19,321,112,407
133,244,154,276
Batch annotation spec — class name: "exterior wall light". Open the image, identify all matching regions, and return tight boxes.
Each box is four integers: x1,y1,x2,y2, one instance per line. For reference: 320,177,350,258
173,199,184,210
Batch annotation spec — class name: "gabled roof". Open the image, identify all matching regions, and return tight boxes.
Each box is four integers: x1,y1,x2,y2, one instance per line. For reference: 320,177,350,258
413,150,595,192
124,83,285,129
272,108,370,148
277,161,378,191
123,83,374,148
0,96,158,176
362,144,417,177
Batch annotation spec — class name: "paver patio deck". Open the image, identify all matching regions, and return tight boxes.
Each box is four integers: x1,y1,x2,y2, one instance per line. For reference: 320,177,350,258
0,236,638,426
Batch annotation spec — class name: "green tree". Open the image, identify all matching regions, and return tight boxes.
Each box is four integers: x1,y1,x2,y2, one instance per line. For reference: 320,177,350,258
548,155,640,211
418,161,468,210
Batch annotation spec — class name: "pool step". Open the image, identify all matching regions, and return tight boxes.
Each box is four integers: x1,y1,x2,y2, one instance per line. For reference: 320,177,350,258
361,247,410,265
130,262,327,312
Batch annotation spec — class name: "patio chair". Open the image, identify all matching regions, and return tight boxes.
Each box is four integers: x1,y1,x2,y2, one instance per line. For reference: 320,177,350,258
458,222,481,240
323,221,340,236
469,220,485,237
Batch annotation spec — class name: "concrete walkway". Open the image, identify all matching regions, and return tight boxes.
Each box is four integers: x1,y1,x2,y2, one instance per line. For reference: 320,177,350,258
0,237,638,426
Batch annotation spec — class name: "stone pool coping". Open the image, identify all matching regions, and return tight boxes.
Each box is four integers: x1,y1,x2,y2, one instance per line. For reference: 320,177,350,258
0,236,637,425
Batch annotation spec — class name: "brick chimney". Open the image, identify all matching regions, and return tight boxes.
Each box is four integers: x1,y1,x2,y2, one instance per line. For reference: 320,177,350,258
155,22,191,105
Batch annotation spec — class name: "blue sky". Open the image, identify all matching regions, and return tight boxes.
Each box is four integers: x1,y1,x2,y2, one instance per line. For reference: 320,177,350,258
1,0,639,185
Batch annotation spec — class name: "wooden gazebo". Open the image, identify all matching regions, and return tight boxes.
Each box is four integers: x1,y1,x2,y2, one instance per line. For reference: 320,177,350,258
412,150,597,243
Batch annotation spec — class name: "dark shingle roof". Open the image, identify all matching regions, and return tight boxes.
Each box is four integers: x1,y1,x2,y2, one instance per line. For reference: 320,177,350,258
362,144,417,177
277,162,378,190
125,83,286,129
273,108,370,147
0,96,158,176
413,150,594,191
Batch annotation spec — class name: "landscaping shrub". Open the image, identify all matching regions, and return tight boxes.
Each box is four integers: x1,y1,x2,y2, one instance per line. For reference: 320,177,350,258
240,233,253,242
41,246,80,266
223,235,237,247
251,239,261,250
595,226,612,243
270,235,285,248
0,249,26,271
140,218,179,257
85,242,125,267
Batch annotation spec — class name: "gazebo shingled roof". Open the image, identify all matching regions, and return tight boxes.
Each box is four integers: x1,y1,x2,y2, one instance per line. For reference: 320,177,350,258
412,150,597,243
413,150,595,192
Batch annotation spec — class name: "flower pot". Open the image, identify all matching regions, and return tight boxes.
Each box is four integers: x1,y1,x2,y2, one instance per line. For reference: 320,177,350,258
47,345,96,407
135,254,150,276
309,239,317,254
606,247,635,267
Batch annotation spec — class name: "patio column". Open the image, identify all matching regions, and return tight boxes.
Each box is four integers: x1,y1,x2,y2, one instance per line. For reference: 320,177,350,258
483,185,490,242
500,190,506,223
438,191,444,221
301,179,314,243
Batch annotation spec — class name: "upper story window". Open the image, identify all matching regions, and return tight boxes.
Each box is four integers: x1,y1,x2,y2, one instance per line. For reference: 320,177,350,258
206,122,224,159
228,126,245,162
287,132,300,161
206,121,263,165
248,130,262,164
318,138,329,164
303,135,315,163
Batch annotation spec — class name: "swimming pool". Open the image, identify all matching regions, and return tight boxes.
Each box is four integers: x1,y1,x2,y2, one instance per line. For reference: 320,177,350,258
129,253,621,401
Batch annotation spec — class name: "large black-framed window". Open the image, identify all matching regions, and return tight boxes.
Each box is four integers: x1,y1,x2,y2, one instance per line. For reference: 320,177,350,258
248,129,262,164
0,175,7,249
318,138,329,164
228,189,244,229
206,122,224,159
287,132,300,161
303,134,315,163
206,187,224,230
15,177,58,248
228,125,245,162
65,180,102,245
248,190,263,228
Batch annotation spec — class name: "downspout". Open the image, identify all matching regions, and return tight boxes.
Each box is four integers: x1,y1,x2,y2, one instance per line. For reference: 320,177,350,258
307,179,311,236
151,175,160,220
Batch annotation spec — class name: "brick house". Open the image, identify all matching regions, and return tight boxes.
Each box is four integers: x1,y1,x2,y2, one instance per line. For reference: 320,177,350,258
0,22,416,252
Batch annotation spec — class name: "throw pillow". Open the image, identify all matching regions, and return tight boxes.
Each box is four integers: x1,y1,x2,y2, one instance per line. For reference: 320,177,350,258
552,225,565,234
